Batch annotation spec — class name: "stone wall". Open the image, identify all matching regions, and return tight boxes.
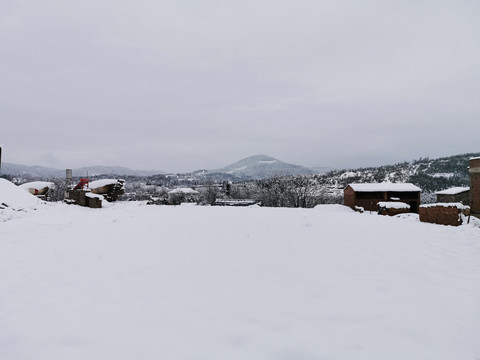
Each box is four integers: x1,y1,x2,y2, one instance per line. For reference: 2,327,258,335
67,190,102,208
419,204,469,226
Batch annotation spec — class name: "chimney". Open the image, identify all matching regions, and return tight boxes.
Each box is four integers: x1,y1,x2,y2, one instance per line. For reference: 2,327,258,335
66,169,73,187
469,157,480,215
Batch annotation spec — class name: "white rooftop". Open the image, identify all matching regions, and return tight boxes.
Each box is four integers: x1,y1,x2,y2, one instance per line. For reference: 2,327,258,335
168,187,199,194
435,187,470,195
18,181,54,190
89,179,122,189
347,182,421,192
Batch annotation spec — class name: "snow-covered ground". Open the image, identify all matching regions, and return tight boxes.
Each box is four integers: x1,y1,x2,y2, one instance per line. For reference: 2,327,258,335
1,192,480,359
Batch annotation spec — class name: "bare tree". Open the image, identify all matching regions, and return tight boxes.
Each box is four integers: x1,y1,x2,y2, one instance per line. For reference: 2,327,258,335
200,179,219,205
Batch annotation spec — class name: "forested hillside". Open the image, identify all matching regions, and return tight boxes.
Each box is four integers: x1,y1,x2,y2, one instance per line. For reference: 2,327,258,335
323,153,477,192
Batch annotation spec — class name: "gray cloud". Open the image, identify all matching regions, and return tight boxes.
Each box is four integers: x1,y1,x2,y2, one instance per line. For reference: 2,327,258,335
1,0,479,172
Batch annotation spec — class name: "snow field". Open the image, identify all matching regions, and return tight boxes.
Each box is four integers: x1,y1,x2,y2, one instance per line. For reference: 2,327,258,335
0,203,479,359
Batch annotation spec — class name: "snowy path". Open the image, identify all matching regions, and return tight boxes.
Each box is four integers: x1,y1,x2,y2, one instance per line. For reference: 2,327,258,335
1,203,479,359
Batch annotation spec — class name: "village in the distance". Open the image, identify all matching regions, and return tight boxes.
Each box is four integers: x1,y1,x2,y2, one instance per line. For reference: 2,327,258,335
1,148,479,227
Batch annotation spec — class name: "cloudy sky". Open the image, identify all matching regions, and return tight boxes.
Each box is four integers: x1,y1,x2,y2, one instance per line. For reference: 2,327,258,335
1,0,479,172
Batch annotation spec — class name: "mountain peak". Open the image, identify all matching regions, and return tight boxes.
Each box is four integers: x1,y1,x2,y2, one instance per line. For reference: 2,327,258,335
242,154,277,162
214,155,313,179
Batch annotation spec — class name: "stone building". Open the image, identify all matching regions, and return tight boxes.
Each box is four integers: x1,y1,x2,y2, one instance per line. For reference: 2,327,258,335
419,203,470,226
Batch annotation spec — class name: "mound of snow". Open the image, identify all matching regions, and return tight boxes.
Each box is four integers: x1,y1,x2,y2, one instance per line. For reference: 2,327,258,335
313,204,355,213
378,201,410,209
0,178,43,210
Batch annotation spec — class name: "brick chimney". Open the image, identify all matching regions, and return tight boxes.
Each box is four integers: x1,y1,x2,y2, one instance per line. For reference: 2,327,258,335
469,157,480,215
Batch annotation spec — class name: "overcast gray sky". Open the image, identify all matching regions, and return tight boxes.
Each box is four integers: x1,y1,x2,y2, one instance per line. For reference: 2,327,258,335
1,0,479,172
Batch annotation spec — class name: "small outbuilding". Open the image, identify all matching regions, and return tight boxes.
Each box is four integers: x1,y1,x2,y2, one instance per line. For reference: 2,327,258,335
344,182,421,212
435,187,470,205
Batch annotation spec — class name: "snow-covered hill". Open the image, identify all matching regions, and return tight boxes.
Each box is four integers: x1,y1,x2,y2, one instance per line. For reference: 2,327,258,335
73,165,163,177
0,199,479,359
212,154,315,179
320,152,480,193
1,162,65,178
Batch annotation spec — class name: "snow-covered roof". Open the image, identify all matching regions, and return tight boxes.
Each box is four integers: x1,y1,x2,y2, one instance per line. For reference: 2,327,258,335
347,182,421,192
89,179,123,189
85,192,104,199
420,202,470,210
470,156,480,160
435,187,469,195
168,187,199,194
378,201,410,209
18,181,54,190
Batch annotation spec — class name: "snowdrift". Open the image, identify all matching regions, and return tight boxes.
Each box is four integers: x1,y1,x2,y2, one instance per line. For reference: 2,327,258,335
0,178,44,210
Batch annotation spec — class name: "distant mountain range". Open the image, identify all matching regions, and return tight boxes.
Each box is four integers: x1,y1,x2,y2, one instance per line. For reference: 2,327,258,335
1,163,163,178
0,155,330,180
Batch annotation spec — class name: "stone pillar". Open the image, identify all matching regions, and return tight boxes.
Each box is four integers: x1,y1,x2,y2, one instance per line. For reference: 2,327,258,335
469,157,480,215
